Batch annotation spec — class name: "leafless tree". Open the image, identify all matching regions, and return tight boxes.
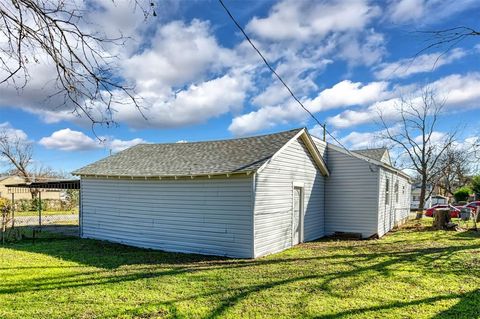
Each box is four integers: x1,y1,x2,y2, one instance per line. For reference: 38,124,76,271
412,26,479,71
433,142,479,196
418,27,479,53
0,129,32,182
0,129,67,197
379,89,457,219
0,129,36,197
0,1,155,129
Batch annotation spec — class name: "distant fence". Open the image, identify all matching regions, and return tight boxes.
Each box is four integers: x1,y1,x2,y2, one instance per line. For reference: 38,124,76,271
1,211,79,243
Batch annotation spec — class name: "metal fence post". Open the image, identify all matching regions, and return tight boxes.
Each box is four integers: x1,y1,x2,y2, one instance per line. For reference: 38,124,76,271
11,192,15,229
38,191,42,229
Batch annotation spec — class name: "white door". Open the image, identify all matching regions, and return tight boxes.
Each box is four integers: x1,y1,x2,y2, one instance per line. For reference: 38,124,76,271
293,186,303,245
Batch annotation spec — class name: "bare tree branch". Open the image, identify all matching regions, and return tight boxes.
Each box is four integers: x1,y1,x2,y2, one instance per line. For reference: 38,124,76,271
378,88,457,219
0,0,155,132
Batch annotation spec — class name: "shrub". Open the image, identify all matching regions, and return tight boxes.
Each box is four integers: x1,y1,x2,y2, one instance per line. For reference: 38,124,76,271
454,187,473,203
0,198,11,216
30,198,48,211
17,199,30,211
472,176,480,197
0,198,10,210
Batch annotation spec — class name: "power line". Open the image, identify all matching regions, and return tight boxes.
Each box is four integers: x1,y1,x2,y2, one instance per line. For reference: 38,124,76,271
217,0,354,153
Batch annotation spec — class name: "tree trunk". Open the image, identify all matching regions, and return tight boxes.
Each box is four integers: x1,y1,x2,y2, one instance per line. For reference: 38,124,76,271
433,208,450,230
416,173,428,219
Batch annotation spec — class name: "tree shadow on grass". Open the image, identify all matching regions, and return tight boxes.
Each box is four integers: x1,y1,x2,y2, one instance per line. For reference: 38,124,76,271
312,289,480,319
3,237,226,269
2,234,480,318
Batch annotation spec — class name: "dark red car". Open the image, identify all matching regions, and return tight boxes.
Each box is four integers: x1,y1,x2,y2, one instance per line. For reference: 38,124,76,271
464,201,480,213
425,204,460,218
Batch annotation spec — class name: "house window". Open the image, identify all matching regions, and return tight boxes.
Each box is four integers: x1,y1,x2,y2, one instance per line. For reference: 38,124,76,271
395,182,399,203
385,178,390,205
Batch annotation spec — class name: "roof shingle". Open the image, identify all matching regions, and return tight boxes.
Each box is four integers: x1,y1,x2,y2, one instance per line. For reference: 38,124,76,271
352,148,388,162
73,128,303,177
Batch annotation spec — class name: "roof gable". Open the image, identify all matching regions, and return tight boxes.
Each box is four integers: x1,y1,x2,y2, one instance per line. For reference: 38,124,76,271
353,148,391,164
258,129,329,176
73,129,307,178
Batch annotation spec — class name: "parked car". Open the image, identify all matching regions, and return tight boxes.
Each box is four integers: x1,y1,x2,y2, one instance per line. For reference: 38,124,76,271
425,204,460,218
464,201,480,213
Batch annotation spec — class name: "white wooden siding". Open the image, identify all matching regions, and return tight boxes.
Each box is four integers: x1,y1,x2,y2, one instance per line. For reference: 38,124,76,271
80,176,254,258
322,144,380,238
377,168,411,236
253,138,325,257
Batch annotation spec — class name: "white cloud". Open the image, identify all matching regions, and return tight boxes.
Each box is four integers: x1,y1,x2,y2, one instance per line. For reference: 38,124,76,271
229,79,390,135
115,73,250,129
107,138,145,153
374,48,467,80
229,101,303,136
340,130,385,149
387,0,479,24
122,19,236,94
247,0,380,41
0,122,28,141
12,19,252,130
39,129,100,151
0,1,387,133
308,80,390,112
387,0,425,23
336,29,386,67
413,131,446,145
39,128,146,152
327,73,480,129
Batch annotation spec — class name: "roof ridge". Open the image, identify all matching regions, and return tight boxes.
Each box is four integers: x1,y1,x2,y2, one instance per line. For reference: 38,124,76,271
353,147,387,151
136,128,304,146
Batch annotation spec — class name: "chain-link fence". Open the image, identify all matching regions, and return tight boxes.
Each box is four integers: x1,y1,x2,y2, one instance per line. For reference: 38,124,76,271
1,210,79,243
1,179,81,243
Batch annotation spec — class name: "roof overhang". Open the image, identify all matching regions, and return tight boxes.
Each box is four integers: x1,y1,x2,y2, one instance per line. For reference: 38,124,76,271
75,171,253,180
257,128,329,176
6,179,80,190
300,129,329,176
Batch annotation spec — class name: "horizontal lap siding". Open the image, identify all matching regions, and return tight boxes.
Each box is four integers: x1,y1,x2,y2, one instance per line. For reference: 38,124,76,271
323,146,379,238
254,138,325,257
377,169,411,237
80,177,253,258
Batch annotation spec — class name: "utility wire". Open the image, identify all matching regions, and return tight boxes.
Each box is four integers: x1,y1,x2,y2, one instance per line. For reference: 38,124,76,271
217,0,354,154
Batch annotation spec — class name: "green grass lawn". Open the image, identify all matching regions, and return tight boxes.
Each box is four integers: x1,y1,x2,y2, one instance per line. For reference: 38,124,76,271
1,219,479,319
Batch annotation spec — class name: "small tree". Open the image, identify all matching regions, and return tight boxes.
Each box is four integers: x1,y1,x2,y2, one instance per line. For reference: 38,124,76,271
379,88,457,219
472,176,480,199
453,187,472,203
0,129,35,198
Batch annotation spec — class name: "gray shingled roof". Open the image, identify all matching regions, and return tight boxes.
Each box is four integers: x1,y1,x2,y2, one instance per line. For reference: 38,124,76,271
73,128,303,177
352,148,388,162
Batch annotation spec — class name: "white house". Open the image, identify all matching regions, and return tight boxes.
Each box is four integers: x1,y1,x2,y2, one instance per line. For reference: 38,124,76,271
314,142,412,238
73,128,411,258
410,183,448,209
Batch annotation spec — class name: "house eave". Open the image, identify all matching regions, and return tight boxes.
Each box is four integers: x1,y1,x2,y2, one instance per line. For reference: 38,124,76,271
72,170,254,180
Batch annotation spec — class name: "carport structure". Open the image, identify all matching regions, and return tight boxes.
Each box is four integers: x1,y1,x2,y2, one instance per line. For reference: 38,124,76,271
3,179,81,239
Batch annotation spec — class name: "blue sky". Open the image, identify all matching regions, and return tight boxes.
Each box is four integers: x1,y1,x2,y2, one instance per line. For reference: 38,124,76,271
1,0,479,173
